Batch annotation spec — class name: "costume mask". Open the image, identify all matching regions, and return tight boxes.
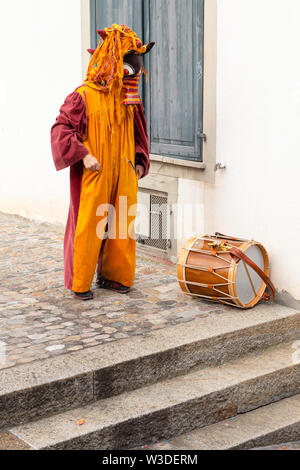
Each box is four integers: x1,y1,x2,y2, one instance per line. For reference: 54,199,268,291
86,24,155,106
123,43,154,105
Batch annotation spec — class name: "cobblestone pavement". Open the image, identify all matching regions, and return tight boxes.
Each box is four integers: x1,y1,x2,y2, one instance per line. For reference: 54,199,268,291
0,211,226,370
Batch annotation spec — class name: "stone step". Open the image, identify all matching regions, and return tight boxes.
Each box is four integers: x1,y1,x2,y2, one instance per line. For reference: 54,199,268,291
9,340,300,450
253,440,300,450
0,431,33,450
145,394,300,451
1,303,299,429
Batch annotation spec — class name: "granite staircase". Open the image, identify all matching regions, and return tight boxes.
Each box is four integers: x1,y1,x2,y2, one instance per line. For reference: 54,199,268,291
0,303,299,450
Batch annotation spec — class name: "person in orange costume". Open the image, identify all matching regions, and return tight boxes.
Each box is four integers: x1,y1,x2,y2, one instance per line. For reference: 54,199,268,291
51,24,155,300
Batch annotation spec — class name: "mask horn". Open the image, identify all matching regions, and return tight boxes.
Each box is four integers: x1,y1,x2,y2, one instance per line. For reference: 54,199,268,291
87,48,96,55
97,29,107,40
143,42,155,54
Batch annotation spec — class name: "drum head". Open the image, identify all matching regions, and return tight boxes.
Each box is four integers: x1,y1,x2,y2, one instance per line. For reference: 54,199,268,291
235,244,265,306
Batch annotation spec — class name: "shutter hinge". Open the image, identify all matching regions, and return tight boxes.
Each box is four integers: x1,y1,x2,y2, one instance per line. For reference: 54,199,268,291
197,129,207,141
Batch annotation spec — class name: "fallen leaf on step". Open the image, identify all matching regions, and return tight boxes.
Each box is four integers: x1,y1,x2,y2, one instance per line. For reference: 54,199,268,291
77,419,85,426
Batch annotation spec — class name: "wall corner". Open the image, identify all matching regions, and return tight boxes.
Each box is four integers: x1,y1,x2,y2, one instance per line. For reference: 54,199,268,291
202,0,217,183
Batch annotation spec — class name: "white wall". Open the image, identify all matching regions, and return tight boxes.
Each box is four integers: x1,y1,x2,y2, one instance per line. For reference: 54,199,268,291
175,179,215,256
214,0,300,300
0,0,83,223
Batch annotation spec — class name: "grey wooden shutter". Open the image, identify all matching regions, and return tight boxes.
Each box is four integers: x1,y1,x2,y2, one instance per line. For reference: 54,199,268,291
144,0,204,161
91,0,204,162
91,0,144,48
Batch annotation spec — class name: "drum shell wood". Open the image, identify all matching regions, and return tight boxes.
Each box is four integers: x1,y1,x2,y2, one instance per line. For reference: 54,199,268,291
177,235,270,309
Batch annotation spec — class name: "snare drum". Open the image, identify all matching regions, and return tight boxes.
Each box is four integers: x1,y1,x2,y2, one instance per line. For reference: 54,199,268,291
177,233,275,309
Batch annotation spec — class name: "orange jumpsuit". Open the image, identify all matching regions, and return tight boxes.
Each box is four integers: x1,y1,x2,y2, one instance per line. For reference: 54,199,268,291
51,83,149,292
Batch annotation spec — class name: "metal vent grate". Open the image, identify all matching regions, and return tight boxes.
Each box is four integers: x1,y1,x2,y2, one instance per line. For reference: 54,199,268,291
137,194,168,251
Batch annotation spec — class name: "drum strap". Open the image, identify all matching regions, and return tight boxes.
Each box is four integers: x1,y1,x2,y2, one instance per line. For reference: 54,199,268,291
230,247,276,302
214,232,248,242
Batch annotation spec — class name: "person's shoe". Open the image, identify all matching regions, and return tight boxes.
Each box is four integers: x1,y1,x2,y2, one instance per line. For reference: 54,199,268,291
96,276,130,294
73,290,94,301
